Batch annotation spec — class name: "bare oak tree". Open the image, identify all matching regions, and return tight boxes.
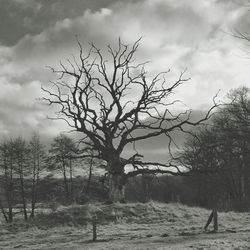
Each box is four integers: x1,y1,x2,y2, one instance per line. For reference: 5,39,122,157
42,39,217,202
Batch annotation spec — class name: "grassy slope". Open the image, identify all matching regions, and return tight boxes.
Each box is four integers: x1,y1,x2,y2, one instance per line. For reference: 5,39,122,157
0,202,250,249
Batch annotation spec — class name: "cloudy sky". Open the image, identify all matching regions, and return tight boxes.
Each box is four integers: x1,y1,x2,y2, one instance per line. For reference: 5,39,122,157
0,0,250,157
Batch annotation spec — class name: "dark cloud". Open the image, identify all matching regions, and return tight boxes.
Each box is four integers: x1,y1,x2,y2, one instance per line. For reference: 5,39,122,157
0,0,249,147
0,0,118,46
120,109,207,162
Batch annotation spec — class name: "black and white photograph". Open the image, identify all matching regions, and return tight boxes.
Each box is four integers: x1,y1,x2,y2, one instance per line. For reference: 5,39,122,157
0,0,250,249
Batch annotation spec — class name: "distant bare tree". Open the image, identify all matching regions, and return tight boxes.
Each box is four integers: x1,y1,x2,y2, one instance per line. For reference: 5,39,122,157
141,174,155,203
42,38,218,202
181,87,250,210
28,133,45,218
82,151,94,197
49,134,78,203
13,137,28,220
0,140,15,222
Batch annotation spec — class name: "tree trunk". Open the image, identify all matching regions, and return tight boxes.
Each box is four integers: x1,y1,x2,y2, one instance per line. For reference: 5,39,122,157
30,168,36,218
20,174,28,221
62,166,69,201
85,157,93,195
69,159,74,203
5,177,13,222
8,168,13,223
31,172,39,219
33,158,40,217
108,174,125,203
0,199,8,223
240,174,246,200
18,161,28,221
4,158,14,222
8,207,13,223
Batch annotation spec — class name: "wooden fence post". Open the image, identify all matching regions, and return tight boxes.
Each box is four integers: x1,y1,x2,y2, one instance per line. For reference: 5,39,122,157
92,215,97,242
213,209,218,232
204,208,218,232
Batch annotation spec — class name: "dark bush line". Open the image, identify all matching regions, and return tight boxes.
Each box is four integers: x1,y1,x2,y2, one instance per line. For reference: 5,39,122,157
1,172,249,219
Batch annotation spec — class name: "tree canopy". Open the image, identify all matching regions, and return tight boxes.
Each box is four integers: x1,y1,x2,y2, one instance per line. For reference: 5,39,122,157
42,39,218,202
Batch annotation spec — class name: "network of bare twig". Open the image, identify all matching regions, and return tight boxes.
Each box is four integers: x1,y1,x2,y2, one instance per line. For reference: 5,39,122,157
42,38,219,177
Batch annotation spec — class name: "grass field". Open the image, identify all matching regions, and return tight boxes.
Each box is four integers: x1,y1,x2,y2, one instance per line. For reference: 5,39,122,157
0,202,250,249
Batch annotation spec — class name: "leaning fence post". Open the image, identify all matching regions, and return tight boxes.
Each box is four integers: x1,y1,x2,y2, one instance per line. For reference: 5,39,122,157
204,208,218,232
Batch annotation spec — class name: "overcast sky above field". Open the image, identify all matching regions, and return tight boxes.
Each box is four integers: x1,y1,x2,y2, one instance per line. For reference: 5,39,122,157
0,0,250,159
